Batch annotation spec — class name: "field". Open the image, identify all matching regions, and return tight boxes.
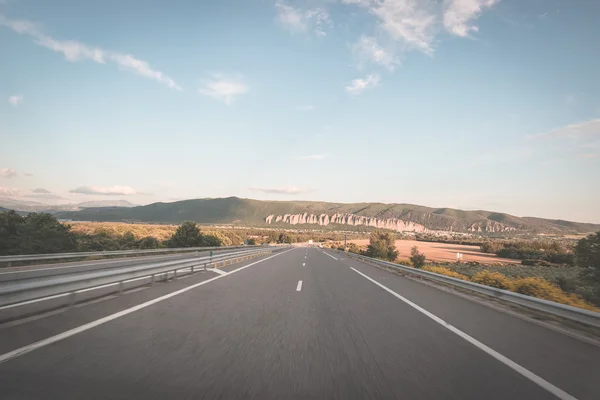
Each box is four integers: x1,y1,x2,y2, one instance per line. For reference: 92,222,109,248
348,239,518,265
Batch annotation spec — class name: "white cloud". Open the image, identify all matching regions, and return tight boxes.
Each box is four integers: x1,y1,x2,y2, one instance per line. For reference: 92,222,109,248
342,0,499,60
199,74,249,105
275,1,331,36
0,168,17,178
24,172,34,177
109,54,181,91
299,154,327,160
8,95,23,106
0,186,21,196
531,119,600,141
296,105,315,111
32,188,51,194
371,0,438,54
0,14,181,90
345,74,380,95
443,0,499,37
248,186,311,195
69,185,141,196
352,35,399,71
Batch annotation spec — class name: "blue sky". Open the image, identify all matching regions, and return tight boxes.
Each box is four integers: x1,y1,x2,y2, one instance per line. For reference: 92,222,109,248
1,0,599,223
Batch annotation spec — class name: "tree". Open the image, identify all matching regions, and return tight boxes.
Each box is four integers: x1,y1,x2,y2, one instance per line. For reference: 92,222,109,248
576,232,600,287
278,233,294,244
119,231,137,249
409,246,426,269
267,231,279,243
138,236,160,249
167,221,202,248
0,210,24,255
0,211,77,255
201,234,222,247
365,230,398,261
246,238,256,245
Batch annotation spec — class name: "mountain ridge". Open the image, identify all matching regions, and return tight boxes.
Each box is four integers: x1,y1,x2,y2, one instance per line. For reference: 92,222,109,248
51,197,600,234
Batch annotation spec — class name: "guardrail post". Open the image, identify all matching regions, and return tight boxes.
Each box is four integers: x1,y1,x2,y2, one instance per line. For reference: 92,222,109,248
69,291,76,307
118,281,124,294
151,274,155,285
173,269,178,279
191,265,194,273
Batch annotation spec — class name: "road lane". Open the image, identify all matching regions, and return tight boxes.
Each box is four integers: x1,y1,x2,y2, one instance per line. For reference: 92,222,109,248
327,249,600,400
0,248,593,399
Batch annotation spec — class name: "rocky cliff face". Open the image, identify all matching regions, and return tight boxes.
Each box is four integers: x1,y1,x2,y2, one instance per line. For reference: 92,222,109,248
265,213,428,232
469,223,516,233
265,213,517,233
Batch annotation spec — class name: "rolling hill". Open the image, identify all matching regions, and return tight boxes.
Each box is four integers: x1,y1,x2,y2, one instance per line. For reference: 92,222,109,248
53,197,600,235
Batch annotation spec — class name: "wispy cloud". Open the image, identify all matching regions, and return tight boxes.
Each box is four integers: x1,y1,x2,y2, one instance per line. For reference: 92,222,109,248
8,95,23,106
0,168,17,178
24,172,34,177
346,74,380,95
299,154,327,160
275,1,331,37
530,119,600,141
580,153,597,159
352,35,399,71
0,14,181,90
199,74,249,105
249,186,311,195
341,0,499,79
69,185,142,196
443,0,499,38
296,105,315,111
0,186,21,196
344,0,438,55
32,188,50,194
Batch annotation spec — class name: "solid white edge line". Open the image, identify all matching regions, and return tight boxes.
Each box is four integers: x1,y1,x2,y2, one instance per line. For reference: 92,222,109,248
207,268,228,276
0,248,294,365
0,292,70,311
349,267,578,400
296,280,303,291
323,251,337,260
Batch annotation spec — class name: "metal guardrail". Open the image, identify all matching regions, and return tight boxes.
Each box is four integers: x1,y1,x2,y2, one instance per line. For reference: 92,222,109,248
0,248,273,310
0,245,261,265
335,250,600,329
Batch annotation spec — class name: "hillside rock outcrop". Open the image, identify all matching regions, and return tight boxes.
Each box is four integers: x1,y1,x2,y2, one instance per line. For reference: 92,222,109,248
265,213,428,232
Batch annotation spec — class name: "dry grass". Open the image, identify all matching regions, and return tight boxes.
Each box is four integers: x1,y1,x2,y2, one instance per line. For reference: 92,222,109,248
68,222,177,241
416,264,599,312
422,266,469,281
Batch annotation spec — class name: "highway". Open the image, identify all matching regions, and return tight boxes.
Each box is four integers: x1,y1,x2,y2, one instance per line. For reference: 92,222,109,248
0,247,598,399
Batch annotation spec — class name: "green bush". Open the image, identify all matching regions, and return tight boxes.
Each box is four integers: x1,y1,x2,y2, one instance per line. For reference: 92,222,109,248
365,230,398,261
409,246,426,269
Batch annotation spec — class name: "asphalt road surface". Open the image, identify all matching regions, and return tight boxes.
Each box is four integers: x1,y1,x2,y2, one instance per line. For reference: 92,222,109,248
0,248,599,399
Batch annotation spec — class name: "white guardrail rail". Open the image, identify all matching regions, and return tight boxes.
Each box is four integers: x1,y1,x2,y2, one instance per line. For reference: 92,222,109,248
0,247,280,321
0,245,257,266
334,250,600,329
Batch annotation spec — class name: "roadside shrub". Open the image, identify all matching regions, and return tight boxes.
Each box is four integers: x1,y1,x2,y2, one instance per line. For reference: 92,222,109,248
512,277,598,311
521,259,553,267
409,246,426,269
471,270,513,290
480,241,503,254
422,266,469,281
